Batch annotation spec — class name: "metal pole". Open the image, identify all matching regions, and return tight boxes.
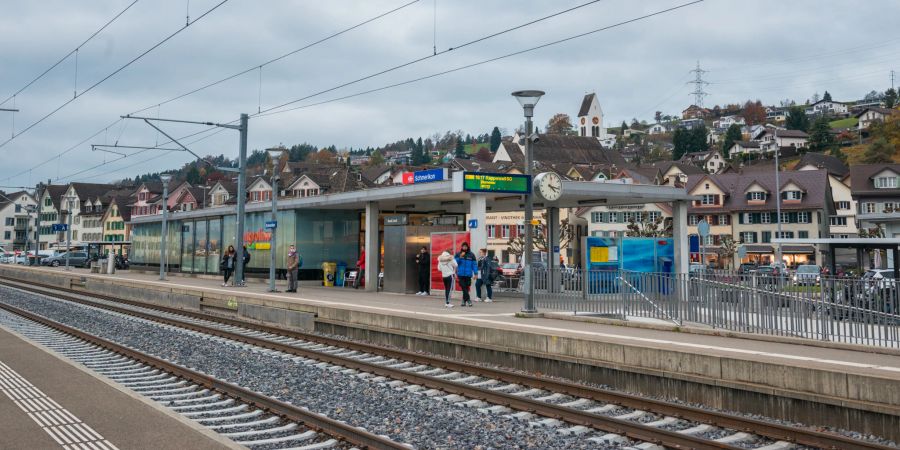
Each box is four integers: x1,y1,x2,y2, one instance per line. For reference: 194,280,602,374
268,169,278,292
235,113,248,286
34,197,41,263
24,209,31,264
65,199,72,271
774,148,783,267
160,181,169,281
523,110,536,313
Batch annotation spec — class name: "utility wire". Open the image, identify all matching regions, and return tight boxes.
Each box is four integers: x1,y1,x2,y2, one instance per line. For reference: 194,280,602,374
0,0,140,107
256,0,704,118
0,0,231,150
4,0,417,183
259,0,610,115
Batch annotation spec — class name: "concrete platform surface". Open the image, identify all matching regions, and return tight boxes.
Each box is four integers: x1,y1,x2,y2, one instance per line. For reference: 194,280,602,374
0,324,237,450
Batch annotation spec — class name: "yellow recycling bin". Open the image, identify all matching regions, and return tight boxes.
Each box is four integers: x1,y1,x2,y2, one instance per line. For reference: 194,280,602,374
322,262,337,287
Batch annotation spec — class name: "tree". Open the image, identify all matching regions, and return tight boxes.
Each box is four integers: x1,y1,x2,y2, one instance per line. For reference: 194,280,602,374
366,150,385,166
722,124,742,158
454,138,466,158
823,91,832,102
808,116,835,153
473,147,493,162
785,106,810,131
506,212,575,256
690,125,709,153
185,165,201,185
625,215,671,237
862,138,895,164
654,111,663,123
489,126,502,152
620,120,629,132
740,100,766,126
410,137,425,165
885,88,898,109
672,127,689,160
545,113,574,135
718,235,738,269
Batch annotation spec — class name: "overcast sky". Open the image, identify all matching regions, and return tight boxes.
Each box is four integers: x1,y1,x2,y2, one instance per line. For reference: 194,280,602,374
0,0,897,186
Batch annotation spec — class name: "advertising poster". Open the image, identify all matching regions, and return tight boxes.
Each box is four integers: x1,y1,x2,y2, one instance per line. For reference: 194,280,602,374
429,231,470,293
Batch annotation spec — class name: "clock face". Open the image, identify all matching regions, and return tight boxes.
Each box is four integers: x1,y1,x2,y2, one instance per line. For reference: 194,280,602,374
592,117,600,125
580,117,586,125
536,172,562,201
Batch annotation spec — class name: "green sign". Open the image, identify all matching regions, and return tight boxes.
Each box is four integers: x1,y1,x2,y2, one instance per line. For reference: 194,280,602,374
463,172,531,194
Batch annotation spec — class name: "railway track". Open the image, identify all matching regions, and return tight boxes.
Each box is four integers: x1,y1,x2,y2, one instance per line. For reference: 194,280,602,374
0,300,405,450
0,276,894,450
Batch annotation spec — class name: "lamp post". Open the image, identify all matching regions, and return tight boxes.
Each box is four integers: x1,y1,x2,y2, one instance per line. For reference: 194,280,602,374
774,147,783,269
266,150,282,292
159,173,172,281
24,205,36,265
511,90,544,314
64,195,76,271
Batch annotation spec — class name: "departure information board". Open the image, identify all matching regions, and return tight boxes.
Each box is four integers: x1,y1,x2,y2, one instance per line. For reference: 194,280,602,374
462,172,531,194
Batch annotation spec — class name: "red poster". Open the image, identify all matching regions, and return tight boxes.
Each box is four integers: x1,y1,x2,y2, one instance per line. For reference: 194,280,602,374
429,231,470,293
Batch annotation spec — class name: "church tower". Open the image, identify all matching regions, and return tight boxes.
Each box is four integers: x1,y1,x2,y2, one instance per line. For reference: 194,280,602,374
577,93,605,138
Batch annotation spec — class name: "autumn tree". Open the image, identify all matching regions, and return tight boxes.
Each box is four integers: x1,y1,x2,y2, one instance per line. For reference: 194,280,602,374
862,138,895,164
545,113,574,135
506,212,575,256
366,150,385,166
473,147,493,162
625,215,672,237
308,148,338,165
740,100,766,126
718,235,738,269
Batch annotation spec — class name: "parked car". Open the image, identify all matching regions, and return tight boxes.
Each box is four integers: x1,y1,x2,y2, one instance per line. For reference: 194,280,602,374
792,264,821,286
500,263,521,277
755,265,788,289
41,251,90,268
738,263,758,275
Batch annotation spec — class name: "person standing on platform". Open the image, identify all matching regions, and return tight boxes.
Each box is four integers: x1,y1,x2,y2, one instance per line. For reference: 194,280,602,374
286,244,300,292
238,245,251,286
475,248,497,302
437,250,457,308
354,245,366,289
221,245,236,287
415,246,431,296
455,242,477,307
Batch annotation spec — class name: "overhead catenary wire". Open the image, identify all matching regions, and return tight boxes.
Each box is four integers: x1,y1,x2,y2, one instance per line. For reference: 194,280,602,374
0,0,232,151
67,0,704,184
0,0,140,107
255,0,705,119
3,0,419,184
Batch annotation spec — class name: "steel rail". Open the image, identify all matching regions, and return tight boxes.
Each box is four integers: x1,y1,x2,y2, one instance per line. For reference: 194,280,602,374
0,300,406,450
1,276,895,450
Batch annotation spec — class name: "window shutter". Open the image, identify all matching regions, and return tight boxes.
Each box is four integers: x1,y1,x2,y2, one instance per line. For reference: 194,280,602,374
789,212,798,223
746,192,752,200
738,213,744,224
714,194,720,205
751,213,760,224
781,191,787,200
762,231,771,243
751,232,758,243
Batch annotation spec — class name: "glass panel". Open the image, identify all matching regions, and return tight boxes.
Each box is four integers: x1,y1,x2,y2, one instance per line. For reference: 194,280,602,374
181,221,194,273
207,218,221,274
195,219,207,274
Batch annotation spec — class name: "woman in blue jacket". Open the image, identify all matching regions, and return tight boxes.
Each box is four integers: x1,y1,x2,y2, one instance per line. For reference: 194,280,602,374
455,242,478,307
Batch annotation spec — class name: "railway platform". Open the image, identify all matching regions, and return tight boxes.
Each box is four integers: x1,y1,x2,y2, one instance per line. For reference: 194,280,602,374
0,323,238,450
2,264,899,440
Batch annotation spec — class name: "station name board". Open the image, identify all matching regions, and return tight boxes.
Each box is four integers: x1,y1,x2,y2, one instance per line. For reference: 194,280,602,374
402,168,447,185
463,172,531,194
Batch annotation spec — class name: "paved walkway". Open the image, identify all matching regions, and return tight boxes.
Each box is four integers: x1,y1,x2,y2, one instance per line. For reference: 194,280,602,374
0,324,238,450
28,266,900,378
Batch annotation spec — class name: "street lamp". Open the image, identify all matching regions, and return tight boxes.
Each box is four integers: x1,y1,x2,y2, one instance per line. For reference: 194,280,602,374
64,195,76,271
774,148,783,269
159,173,173,281
266,149,282,292
511,89,544,314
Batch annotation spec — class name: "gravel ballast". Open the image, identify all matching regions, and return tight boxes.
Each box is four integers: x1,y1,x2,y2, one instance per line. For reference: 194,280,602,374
0,286,632,449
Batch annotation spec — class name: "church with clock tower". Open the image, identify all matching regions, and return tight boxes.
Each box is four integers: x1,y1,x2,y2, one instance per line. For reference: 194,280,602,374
577,92,616,147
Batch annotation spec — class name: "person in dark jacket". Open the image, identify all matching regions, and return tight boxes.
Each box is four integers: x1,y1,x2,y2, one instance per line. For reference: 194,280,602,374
455,242,477,307
475,248,498,302
238,245,251,286
220,245,236,286
415,246,430,296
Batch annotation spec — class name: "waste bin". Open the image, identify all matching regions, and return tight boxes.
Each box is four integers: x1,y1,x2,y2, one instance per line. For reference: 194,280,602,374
335,262,347,287
322,262,337,287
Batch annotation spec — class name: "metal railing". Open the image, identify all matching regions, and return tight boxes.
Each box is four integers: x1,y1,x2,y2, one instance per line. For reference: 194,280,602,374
532,268,900,347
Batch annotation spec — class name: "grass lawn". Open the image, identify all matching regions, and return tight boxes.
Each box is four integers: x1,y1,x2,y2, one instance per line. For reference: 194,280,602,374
829,117,858,129
464,143,491,155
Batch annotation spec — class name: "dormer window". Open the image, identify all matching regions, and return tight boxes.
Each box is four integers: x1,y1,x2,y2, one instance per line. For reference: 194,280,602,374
747,192,766,201
875,176,897,189
700,194,719,205
782,190,802,201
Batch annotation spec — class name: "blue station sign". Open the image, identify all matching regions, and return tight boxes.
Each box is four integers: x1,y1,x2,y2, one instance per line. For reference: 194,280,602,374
402,168,447,185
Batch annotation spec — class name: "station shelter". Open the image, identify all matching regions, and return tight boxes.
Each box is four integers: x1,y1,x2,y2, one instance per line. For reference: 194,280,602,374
129,170,695,296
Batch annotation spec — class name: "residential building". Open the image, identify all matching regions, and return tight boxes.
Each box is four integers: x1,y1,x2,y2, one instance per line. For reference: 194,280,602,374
679,150,726,173
685,170,832,268
678,118,706,130
682,105,710,119
493,134,626,166
61,183,121,246
582,203,672,239
765,107,788,123
792,153,857,238
130,181,164,217
726,140,761,157
855,107,899,130
0,191,37,251
756,128,809,152
647,161,704,187
805,99,849,117
101,196,131,247
207,180,236,207
647,123,670,135
37,185,68,250
851,164,900,243
712,115,745,131
247,177,273,203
